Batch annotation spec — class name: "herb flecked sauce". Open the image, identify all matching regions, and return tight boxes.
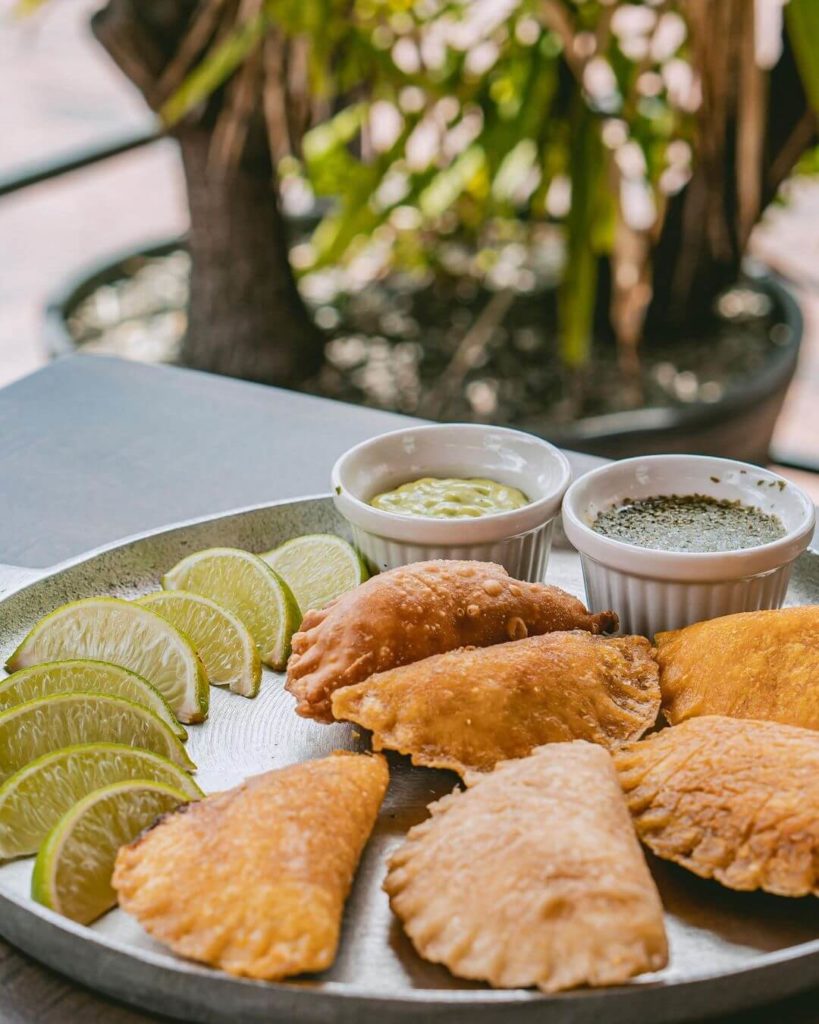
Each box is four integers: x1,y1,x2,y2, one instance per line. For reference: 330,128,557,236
592,494,786,553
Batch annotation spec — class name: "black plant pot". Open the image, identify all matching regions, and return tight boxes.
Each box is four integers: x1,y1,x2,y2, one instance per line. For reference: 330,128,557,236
43,238,189,359
45,241,802,467
528,273,802,465
532,272,798,464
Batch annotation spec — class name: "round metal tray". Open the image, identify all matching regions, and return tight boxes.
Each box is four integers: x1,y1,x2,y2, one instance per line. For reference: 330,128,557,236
0,495,818,1024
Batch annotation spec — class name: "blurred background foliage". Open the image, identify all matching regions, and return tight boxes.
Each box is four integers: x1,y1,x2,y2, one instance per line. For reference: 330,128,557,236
160,0,701,372
21,0,819,433
151,0,818,368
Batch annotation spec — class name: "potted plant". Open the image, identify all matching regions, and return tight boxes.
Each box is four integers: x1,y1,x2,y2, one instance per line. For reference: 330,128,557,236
36,0,819,460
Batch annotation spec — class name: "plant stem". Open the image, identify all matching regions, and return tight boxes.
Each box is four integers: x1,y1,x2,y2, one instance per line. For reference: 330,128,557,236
558,100,600,370
419,289,515,420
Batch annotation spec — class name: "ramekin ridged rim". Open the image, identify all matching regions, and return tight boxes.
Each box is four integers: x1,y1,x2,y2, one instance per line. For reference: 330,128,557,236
331,423,572,545
562,454,815,583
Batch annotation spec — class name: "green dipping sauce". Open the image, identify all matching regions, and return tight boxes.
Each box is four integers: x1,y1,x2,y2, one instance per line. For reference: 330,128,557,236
592,494,786,553
370,477,530,519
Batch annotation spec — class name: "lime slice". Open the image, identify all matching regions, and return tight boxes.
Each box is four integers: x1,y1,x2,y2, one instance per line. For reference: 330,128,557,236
260,534,369,613
163,548,301,670
0,659,186,739
137,591,261,698
0,693,195,783
6,597,208,724
32,780,193,924
0,743,202,859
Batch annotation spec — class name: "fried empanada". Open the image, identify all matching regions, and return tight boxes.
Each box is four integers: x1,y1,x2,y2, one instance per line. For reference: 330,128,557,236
615,716,819,896
384,742,668,992
332,632,659,776
287,559,617,722
656,606,819,730
113,752,388,980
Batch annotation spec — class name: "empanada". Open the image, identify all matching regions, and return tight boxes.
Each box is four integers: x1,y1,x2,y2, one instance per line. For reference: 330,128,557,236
332,632,659,776
287,559,617,722
656,606,819,730
384,741,668,991
113,752,388,979
616,715,819,896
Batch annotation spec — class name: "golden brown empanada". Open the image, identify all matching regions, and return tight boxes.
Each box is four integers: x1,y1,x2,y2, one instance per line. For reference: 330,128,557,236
616,716,819,896
384,741,668,992
656,606,819,730
287,559,617,722
113,752,388,979
332,632,659,776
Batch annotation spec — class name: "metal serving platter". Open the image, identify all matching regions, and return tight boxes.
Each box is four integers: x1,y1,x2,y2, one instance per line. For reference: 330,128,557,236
0,495,818,1024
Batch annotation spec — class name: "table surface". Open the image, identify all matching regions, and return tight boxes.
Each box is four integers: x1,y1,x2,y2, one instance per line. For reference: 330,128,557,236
0,355,817,1024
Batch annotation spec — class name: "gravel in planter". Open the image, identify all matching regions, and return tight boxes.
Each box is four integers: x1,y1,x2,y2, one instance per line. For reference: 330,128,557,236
62,242,783,431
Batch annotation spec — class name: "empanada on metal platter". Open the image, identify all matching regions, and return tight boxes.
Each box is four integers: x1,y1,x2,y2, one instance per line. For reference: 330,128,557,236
112,752,388,980
384,741,668,992
333,631,660,776
286,559,617,723
656,606,819,730
616,715,819,897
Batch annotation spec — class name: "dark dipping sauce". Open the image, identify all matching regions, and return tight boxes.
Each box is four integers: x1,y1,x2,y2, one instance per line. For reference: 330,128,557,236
592,494,787,553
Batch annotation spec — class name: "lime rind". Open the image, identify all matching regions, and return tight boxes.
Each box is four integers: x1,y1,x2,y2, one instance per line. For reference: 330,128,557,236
136,591,262,698
32,779,193,924
260,533,369,613
0,692,196,780
0,742,203,860
5,597,209,724
162,547,301,670
0,659,186,740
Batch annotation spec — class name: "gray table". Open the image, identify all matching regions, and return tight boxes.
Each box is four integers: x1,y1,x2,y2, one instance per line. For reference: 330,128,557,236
0,355,816,1024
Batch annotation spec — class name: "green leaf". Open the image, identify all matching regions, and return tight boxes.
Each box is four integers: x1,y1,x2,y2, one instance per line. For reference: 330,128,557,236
160,12,265,126
420,146,486,218
558,101,602,369
308,118,417,268
481,42,557,181
302,105,368,196
491,138,538,204
787,0,819,114
303,104,364,159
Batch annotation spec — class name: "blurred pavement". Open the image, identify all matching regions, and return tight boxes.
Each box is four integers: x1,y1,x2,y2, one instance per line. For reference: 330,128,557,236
0,1,187,385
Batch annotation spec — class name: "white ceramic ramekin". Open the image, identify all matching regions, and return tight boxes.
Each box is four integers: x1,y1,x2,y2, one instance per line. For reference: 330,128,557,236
331,424,572,580
562,454,815,638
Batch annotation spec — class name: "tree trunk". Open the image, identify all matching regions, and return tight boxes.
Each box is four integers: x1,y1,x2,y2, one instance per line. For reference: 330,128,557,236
176,126,324,385
645,34,811,339
91,0,324,388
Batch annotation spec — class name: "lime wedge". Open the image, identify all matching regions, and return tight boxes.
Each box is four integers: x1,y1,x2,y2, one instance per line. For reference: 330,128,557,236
6,597,209,724
32,780,193,924
137,591,261,698
162,548,300,670
0,743,202,859
260,534,369,613
0,693,195,783
0,659,186,739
